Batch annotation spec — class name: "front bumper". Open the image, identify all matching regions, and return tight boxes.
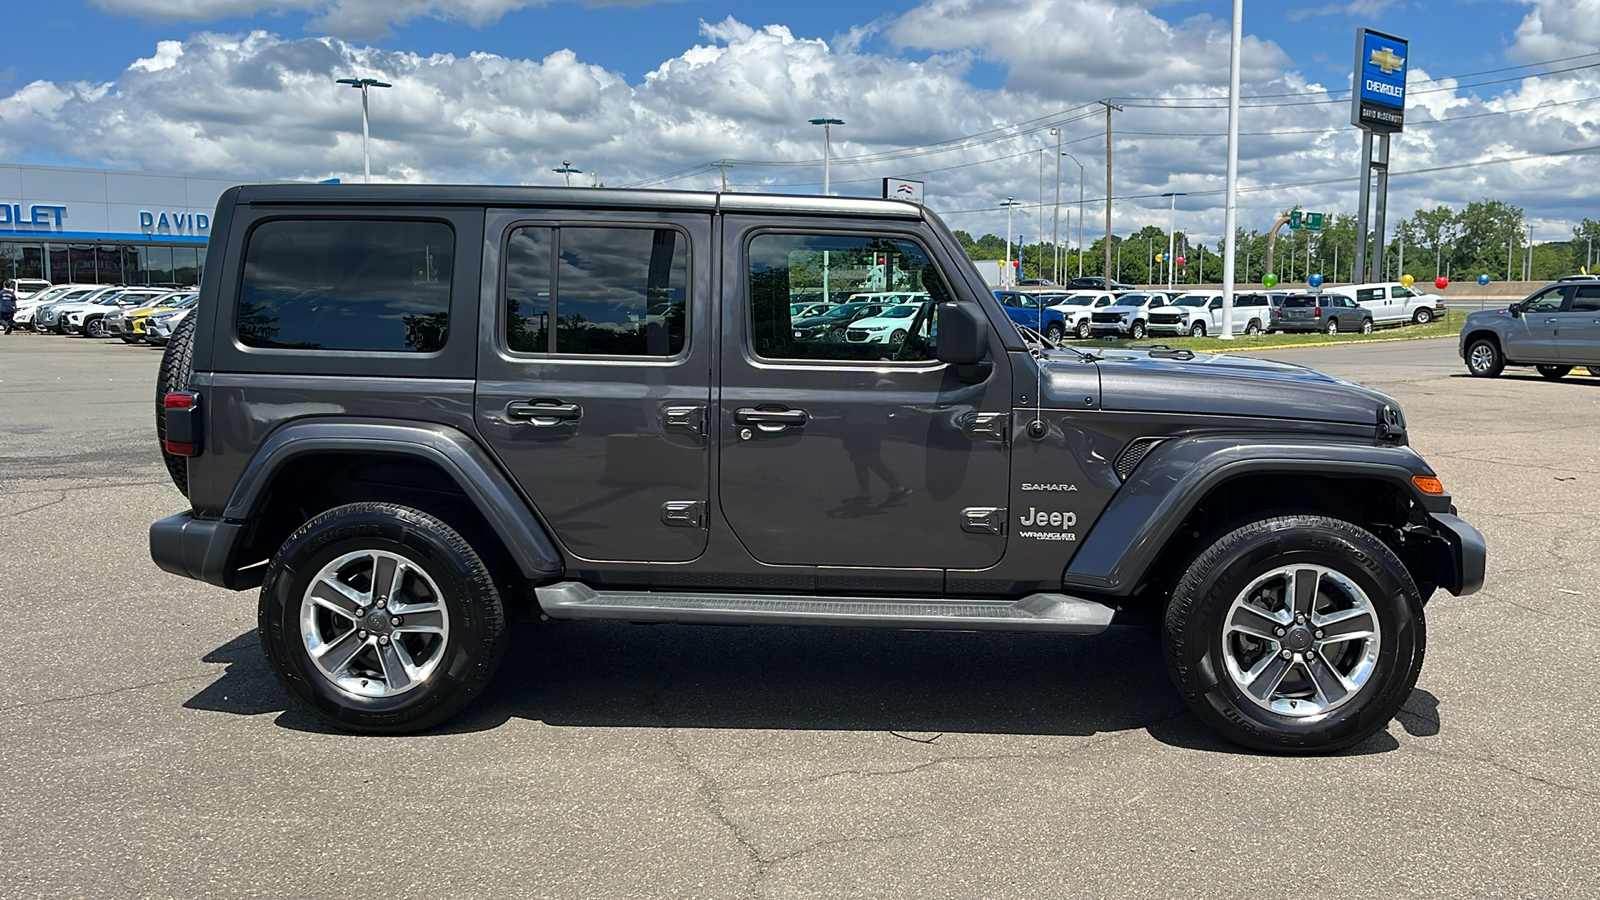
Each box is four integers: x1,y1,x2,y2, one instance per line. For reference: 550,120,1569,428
1426,512,1486,596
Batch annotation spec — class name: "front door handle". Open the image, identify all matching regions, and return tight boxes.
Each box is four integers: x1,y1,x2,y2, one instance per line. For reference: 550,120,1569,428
506,399,583,425
735,407,809,433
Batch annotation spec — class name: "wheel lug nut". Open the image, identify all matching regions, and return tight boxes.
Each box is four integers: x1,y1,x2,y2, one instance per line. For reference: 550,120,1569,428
1275,627,1286,636
358,630,368,639
391,616,402,626
379,635,390,645
377,599,387,608
1281,649,1293,659
1314,630,1324,639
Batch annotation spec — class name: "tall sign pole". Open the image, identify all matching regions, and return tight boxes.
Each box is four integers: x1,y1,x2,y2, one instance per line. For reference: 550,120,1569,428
1219,0,1243,338
1097,100,1123,285
1351,28,1408,282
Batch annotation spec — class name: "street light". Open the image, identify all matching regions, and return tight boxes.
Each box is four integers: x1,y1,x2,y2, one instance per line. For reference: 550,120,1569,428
335,77,392,184
1062,152,1085,278
1161,192,1187,292
808,117,845,195
1000,197,1023,287
552,160,580,187
1050,129,1062,281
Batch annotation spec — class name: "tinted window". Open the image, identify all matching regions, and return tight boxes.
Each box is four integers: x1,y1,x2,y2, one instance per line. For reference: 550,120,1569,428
1356,288,1383,302
1283,295,1318,308
1567,285,1600,311
503,226,688,357
239,219,453,352
748,233,949,362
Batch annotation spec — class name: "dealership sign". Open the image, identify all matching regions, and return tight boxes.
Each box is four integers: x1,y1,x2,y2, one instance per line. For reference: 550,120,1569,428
1351,28,1407,134
139,210,211,234
0,203,68,229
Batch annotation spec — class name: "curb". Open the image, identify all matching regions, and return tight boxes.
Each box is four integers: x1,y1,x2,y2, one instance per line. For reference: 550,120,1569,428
1205,334,1459,353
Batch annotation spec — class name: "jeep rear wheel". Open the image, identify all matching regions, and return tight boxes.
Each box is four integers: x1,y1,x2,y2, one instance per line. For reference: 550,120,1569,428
1162,515,1425,754
259,502,507,734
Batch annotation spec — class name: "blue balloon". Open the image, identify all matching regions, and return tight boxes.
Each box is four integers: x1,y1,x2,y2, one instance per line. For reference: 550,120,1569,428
1477,274,1491,285
1308,273,1324,288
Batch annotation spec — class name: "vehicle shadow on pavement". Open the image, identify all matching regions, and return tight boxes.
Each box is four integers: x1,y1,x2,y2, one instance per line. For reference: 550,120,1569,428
183,622,1435,753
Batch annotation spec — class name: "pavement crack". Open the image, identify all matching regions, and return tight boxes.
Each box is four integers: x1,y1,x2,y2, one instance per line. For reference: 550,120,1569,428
1406,744,1600,800
0,673,212,714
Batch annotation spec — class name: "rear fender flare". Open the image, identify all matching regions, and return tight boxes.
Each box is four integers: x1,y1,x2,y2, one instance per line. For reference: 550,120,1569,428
226,418,563,580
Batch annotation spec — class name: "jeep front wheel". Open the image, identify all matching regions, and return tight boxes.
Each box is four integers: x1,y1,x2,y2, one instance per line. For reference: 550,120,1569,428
1162,515,1425,754
259,502,508,734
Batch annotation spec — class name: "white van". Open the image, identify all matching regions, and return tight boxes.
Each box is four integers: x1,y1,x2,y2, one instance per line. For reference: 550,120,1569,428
1325,282,1445,326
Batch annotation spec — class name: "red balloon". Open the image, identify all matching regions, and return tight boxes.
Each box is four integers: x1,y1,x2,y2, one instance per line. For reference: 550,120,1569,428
1176,256,1186,266
1434,276,1449,289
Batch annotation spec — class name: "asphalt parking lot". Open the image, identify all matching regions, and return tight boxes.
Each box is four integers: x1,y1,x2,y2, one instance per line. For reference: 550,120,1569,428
1,332,1597,899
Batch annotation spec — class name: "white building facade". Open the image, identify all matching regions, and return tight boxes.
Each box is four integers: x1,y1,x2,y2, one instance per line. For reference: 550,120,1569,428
0,163,247,286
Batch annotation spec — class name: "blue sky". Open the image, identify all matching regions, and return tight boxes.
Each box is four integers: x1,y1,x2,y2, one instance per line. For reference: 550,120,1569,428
1,0,1597,242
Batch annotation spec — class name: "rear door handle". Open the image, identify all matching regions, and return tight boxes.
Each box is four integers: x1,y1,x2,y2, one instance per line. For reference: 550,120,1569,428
506,399,583,425
735,407,809,432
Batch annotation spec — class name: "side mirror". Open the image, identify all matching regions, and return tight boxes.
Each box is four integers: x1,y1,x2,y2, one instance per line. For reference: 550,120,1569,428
935,302,989,365
1509,305,1522,318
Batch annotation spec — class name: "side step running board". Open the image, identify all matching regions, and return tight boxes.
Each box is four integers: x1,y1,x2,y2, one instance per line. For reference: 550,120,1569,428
535,582,1115,634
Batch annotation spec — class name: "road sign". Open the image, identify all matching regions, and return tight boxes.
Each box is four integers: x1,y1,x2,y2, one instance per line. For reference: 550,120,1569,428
1288,211,1325,231
1290,211,1301,230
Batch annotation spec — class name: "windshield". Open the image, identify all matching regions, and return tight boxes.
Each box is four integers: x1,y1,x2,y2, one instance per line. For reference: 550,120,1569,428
1118,293,1157,306
1173,294,1213,307
1056,294,1097,306
816,305,864,320
877,305,917,319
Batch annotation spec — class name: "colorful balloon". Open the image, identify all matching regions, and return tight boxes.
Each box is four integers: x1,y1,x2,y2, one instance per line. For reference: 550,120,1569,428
1176,256,1186,266
1308,273,1324,288
1435,276,1450,290
1477,274,1491,286
1262,272,1279,288
1400,273,1414,288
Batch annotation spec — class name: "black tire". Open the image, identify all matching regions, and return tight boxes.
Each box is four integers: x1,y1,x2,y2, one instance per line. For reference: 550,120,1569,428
1075,319,1091,340
155,314,197,497
1245,320,1263,335
1044,322,1064,343
1465,337,1504,377
258,502,508,734
1360,318,1374,335
1130,321,1147,340
85,316,108,338
1537,365,1571,380
1324,318,1339,335
1412,308,1433,325
1163,515,1425,754
889,329,907,345
1189,321,1206,337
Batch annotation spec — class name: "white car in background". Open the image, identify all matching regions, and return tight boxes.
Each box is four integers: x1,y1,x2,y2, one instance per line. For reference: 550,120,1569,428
21,284,109,331
1046,291,1118,339
1148,290,1226,337
1326,282,1446,326
843,303,929,345
1090,290,1172,340
5,279,51,299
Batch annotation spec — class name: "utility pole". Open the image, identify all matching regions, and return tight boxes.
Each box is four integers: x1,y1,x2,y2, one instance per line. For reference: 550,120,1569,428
719,159,729,192
1098,100,1122,285
1001,197,1023,287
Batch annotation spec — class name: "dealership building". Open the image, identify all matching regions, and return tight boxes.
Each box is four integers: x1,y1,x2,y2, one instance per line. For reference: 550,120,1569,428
1,162,247,287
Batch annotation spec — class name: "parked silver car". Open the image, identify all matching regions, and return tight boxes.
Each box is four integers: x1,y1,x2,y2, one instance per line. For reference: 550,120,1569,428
1460,276,1600,378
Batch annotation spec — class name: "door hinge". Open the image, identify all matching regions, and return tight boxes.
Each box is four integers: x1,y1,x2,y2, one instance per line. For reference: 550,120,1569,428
661,500,707,529
961,507,1006,535
662,405,706,435
963,412,1009,443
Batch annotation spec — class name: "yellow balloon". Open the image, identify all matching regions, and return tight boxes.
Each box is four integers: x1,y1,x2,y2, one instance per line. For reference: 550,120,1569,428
1400,273,1414,288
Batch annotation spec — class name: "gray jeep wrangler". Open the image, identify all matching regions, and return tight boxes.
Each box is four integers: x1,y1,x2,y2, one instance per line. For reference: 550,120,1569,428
150,185,1484,753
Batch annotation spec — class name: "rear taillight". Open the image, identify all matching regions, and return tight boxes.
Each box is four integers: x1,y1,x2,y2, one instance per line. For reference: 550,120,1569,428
163,392,201,456
1314,306,1322,317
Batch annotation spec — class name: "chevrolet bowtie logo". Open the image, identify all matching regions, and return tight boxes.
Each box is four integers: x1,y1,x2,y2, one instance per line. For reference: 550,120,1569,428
1370,46,1405,75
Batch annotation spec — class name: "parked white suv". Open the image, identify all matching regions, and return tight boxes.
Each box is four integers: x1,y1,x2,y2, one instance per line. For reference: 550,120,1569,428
1045,291,1118,339
1327,282,1445,326
1148,290,1223,336
1090,291,1170,340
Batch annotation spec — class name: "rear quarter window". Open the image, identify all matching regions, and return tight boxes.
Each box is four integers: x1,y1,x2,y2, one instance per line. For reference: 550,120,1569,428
238,219,454,353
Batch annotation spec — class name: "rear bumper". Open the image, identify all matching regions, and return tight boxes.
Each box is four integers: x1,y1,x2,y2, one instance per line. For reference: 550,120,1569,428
150,510,256,590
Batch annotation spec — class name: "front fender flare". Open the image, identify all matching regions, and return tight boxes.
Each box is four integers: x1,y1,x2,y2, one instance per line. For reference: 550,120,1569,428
1062,437,1447,596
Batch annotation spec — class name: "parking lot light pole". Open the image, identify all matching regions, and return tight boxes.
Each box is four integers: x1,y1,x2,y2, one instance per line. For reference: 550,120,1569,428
335,77,391,184
1162,192,1186,292
1062,152,1085,278
552,161,580,187
808,117,845,195
1001,198,1023,287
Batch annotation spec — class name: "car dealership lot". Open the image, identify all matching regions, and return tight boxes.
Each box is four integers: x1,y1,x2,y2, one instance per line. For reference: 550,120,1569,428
1,335,1596,899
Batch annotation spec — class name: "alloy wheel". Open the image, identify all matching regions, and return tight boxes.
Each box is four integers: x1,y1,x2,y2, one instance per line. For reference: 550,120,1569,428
299,549,451,698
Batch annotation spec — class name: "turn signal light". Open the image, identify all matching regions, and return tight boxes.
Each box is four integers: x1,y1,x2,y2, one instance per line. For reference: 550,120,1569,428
163,392,200,456
1412,475,1445,495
